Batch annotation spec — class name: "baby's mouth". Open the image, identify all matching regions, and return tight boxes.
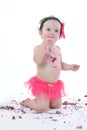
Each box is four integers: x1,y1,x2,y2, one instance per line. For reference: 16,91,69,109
47,36,55,42
48,35,55,38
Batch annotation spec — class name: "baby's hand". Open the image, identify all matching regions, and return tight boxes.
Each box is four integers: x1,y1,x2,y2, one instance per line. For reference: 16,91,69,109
45,47,51,54
45,47,51,57
72,64,80,71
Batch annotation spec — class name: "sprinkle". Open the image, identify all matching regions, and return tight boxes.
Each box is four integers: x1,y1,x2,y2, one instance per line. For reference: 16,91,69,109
52,118,58,121
76,125,83,129
34,116,40,120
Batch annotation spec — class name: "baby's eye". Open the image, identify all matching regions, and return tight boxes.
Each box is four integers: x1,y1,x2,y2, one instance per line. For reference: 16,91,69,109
46,28,51,31
55,29,58,32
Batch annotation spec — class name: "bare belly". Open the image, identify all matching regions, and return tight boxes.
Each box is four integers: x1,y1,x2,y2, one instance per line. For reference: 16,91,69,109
37,64,61,83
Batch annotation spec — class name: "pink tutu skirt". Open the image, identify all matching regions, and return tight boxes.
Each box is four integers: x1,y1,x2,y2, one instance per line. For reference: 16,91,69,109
24,76,66,101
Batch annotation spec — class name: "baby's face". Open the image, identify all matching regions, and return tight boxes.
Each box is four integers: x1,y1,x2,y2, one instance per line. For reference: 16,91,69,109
40,20,61,45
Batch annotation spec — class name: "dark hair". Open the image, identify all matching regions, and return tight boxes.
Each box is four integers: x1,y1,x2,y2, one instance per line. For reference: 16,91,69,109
39,15,62,35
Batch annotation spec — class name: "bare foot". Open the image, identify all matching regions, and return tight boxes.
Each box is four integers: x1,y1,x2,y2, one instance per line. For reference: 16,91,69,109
20,98,31,107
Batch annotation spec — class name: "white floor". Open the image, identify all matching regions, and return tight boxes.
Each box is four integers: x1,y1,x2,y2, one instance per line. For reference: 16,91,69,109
0,94,87,130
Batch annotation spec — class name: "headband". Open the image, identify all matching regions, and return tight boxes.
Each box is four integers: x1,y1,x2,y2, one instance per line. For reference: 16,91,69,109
60,22,65,39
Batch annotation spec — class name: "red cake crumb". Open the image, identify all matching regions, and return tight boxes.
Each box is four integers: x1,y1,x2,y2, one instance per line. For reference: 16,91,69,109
0,106,15,110
12,116,16,120
56,110,61,114
63,101,77,105
84,95,87,97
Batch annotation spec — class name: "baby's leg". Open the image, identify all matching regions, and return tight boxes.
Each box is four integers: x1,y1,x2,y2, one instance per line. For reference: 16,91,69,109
20,93,49,112
49,98,62,109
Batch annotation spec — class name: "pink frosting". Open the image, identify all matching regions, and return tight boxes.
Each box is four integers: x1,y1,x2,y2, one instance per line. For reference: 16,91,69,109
45,47,61,69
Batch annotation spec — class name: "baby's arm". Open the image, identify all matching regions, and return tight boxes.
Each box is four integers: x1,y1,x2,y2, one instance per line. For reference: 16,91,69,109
33,45,46,65
59,48,80,71
62,62,80,71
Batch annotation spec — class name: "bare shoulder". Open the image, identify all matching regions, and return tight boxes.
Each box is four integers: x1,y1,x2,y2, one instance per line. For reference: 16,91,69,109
34,45,41,51
33,45,40,54
55,45,61,52
34,45,40,49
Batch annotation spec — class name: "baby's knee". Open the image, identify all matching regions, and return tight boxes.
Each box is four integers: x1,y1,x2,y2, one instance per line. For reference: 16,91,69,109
55,103,62,109
50,99,62,109
40,107,49,112
36,103,49,112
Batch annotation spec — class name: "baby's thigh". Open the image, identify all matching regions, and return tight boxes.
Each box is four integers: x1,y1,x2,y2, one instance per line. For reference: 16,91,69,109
50,99,62,109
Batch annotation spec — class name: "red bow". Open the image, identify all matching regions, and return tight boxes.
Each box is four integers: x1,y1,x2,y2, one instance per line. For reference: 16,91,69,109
60,22,65,39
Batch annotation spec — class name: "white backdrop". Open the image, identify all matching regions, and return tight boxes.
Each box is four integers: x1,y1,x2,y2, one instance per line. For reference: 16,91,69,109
0,0,87,102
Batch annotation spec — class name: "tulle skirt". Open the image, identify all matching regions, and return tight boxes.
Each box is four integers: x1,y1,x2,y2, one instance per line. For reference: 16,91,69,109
24,76,66,101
